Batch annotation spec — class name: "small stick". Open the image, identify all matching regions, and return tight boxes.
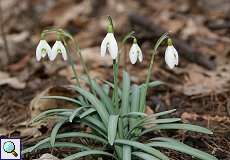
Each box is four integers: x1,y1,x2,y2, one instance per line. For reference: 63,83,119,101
0,0,10,62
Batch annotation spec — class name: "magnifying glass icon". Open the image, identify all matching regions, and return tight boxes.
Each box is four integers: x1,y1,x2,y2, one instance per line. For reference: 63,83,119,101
3,141,18,157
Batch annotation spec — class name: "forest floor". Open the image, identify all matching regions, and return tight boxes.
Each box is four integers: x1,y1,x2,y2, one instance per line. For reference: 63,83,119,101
0,0,230,159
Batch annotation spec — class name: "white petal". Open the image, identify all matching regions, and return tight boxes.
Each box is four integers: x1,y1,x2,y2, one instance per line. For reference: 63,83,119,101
129,44,138,64
56,41,68,61
50,41,67,61
50,41,59,61
165,46,179,69
107,33,118,59
136,44,143,62
100,33,110,57
36,40,51,61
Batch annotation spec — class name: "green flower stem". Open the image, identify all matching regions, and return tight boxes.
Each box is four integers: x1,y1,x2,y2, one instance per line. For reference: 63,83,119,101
139,51,156,112
72,39,96,96
139,33,169,112
62,39,81,87
112,59,119,113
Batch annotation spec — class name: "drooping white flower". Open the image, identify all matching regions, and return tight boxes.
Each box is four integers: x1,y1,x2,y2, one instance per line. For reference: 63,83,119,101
129,42,143,64
51,41,68,61
36,40,52,61
165,39,179,69
100,33,118,59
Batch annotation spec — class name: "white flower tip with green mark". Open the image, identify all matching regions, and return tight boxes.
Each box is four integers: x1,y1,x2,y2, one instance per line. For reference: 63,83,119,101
129,43,143,64
51,41,67,61
36,40,52,61
100,33,118,59
165,44,179,69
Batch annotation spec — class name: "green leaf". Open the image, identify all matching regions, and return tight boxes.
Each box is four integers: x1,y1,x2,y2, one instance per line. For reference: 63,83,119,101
122,112,147,118
141,81,164,88
84,78,114,113
145,118,181,125
148,138,217,160
120,71,130,135
23,132,107,153
22,142,91,154
50,120,66,147
63,150,116,160
31,109,73,123
141,123,213,136
108,115,119,145
102,84,110,95
115,139,169,160
71,86,109,126
129,85,140,130
123,145,131,160
69,107,86,122
102,79,122,97
153,109,177,117
79,108,96,119
41,96,81,105
132,152,160,160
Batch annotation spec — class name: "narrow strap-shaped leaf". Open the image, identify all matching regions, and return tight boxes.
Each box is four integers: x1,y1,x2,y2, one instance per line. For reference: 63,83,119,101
83,77,114,113
108,115,119,145
50,120,66,147
141,123,213,136
102,84,110,95
31,109,73,123
83,116,107,132
69,107,85,122
153,109,177,117
22,142,91,154
70,86,109,126
122,112,147,118
132,152,160,160
102,79,122,97
115,139,169,160
120,71,130,136
79,108,96,119
23,132,107,153
129,85,141,133
148,139,217,160
123,145,131,160
63,150,116,160
144,118,181,125
130,85,140,113
41,96,81,105
91,79,114,113
141,81,164,88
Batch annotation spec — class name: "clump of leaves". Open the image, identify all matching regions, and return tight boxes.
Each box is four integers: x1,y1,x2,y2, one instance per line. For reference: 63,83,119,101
23,17,217,160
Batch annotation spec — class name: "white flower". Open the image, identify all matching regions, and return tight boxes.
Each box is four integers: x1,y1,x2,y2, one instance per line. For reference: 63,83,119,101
165,45,179,69
100,33,118,59
51,41,68,61
36,40,52,61
129,43,143,64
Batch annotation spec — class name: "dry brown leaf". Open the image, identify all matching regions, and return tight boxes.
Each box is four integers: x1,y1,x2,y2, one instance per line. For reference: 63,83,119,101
33,154,60,160
30,86,77,118
0,71,26,89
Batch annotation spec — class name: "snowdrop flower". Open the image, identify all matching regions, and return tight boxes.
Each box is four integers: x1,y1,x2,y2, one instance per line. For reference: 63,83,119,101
165,38,179,69
129,39,143,64
36,40,52,61
51,41,68,61
100,25,118,59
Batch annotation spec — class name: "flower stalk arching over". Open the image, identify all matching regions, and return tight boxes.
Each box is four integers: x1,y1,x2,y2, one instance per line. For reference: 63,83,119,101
165,38,179,69
100,24,118,59
51,40,68,61
35,40,52,61
129,38,143,64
